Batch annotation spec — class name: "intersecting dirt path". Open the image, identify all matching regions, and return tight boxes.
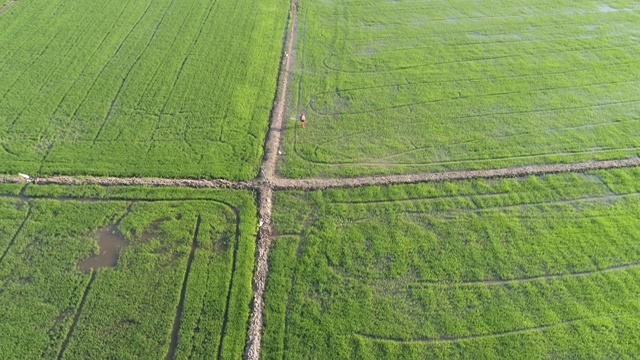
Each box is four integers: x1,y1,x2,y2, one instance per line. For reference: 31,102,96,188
244,0,297,357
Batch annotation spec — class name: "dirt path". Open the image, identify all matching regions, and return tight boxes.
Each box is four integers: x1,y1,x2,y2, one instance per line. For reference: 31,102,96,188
244,0,298,354
245,186,273,359
272,158,640,190
259,0,296,183
0,0,17,15
0,175,252,189
2,158,639,192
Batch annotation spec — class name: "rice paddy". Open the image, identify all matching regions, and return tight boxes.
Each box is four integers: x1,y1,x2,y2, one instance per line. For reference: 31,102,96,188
262,168,640,358
280,0,640,178
0,0,288,180
0,184,256,358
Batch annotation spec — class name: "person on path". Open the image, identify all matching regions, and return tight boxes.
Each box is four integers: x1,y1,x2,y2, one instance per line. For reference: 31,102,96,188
300,112,306,129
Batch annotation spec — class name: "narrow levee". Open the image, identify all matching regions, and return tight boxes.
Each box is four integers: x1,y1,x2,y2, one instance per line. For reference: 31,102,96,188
272,158,640,190
0,0,16,15
165,215,201,360
244,187,274,360
259,0,298,183
244,0,298,356
1,158,639,192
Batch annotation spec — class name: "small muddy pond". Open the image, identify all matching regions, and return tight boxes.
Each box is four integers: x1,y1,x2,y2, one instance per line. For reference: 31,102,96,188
78,225,126,274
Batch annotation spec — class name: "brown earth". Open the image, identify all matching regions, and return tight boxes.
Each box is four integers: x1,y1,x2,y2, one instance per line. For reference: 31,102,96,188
0,0,16,15
2,158,639,192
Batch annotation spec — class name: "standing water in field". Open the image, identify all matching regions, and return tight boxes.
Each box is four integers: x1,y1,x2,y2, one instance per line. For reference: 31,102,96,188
78,225,126,273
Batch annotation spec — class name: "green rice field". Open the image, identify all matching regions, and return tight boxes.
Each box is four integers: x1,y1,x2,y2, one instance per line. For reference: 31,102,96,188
0,0,287,180
281,0,640,178
0,184,256,358
262,167,640,358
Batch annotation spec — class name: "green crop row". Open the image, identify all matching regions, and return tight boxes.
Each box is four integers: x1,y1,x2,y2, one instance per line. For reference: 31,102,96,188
0,184,257,358
0,0,288,180
280,0,640,178
263,168,640,358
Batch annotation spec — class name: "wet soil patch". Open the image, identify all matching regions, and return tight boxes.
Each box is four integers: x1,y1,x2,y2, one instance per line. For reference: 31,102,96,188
141,220,164,243
78,225,126,273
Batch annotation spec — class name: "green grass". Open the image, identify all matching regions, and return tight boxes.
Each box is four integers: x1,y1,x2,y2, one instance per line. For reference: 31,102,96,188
0,184,257,359
262,168,640,359
0,0,288,180
280,0,640,178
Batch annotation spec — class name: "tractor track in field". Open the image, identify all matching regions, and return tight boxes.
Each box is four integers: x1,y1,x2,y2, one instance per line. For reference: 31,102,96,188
165,215,201,360
216,206,242,360
0,203,31,265
57,270,96,360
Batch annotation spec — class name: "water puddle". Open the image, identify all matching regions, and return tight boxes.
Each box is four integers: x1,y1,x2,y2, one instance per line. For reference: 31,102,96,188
78,225,126,273
597,4,613,12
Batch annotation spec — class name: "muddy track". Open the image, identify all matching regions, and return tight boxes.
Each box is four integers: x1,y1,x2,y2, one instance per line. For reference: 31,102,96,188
243,0,299,354
58,270,96,360
258,0,296,182
165,215,201,360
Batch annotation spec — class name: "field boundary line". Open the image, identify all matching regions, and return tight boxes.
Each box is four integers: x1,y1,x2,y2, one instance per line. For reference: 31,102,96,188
216,206,242,360
272,158,640,190
0,0,17,15
1,159,639,192
244,0,299,350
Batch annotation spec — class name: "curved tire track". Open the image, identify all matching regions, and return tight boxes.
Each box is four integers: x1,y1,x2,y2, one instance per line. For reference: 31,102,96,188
355,317,589,345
